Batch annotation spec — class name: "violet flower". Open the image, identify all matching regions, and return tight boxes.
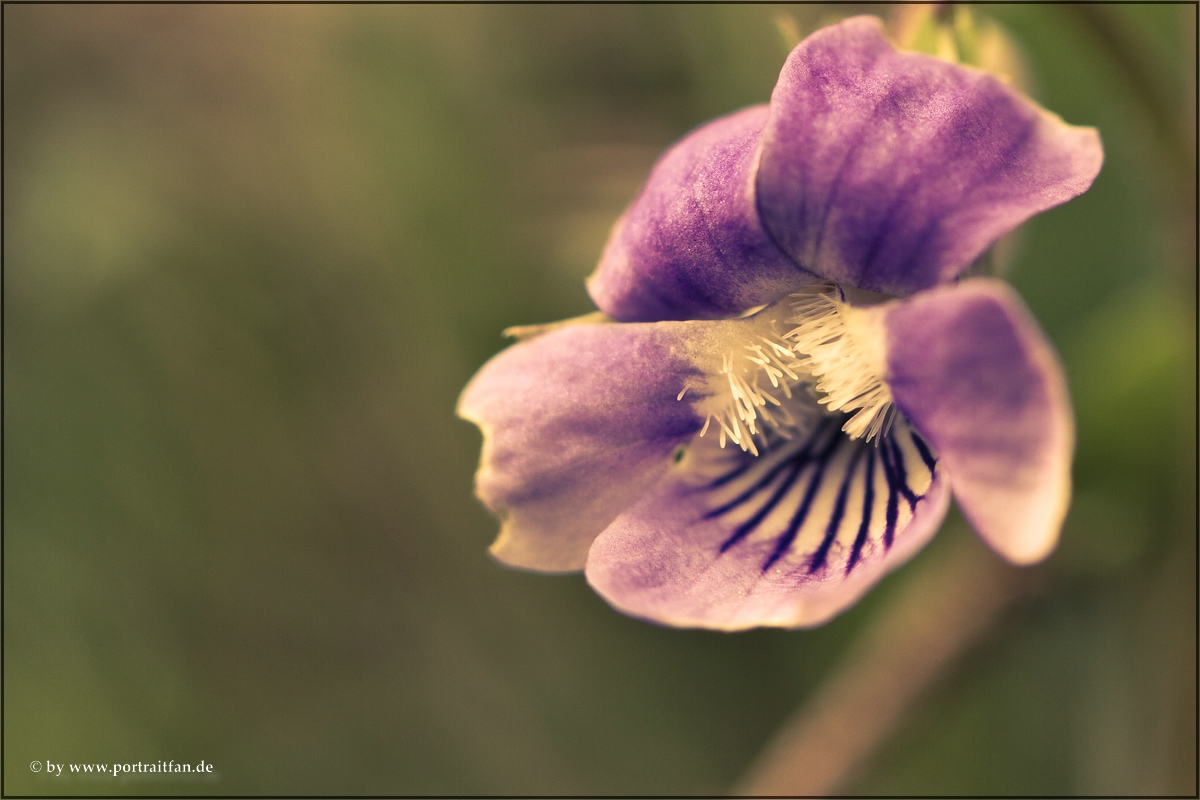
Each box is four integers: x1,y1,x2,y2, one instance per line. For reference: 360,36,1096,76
459,16,1102,630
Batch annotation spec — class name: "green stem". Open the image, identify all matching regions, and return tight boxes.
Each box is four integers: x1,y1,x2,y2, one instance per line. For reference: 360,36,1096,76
734,530,1042,795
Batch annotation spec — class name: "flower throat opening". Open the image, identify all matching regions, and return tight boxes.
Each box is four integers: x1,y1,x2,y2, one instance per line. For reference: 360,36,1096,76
695,285,895,455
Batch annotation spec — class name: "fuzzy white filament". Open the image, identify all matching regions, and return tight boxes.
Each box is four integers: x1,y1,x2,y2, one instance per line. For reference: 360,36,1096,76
785,286,895,442
701,325,808,456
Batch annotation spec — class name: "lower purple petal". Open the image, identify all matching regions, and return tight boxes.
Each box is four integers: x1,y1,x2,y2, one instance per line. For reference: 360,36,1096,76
585,416,950,630
587,106,817,322
458,320,709,572
884,279,1073,563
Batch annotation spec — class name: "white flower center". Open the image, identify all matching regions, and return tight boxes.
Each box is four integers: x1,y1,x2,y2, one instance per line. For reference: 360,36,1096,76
692,284,895,455
786,285,896,441
693,313,814,456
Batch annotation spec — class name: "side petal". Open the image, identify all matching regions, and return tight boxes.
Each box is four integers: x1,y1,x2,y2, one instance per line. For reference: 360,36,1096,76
457,321,710,572
757,15,1103,296
883,279,1074,563
586,106,818,322
585,416,950,630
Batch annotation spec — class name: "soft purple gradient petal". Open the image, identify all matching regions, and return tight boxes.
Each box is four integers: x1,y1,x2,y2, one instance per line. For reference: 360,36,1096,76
884,279,1074,564
587,106,818,322
457,321,709,572
585,426,950,630
757,16,1103,296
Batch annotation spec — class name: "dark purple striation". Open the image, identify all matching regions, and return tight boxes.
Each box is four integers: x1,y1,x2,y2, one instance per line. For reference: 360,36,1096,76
587,107,817,322
457,321,708,572
585,419,949,631
884,279,1074,563
588,15,1102,320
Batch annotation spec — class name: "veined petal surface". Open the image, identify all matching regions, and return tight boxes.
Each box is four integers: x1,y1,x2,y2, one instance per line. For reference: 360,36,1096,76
757,16,1103,296
883,279,1074,563
585,416,950,630
587,106,818,322
457,321,708,572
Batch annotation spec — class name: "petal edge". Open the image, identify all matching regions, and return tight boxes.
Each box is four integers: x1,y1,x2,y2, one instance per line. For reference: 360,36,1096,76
587,106,817,322
458,321,709,572
883,279,1074,563
757,16,1103,295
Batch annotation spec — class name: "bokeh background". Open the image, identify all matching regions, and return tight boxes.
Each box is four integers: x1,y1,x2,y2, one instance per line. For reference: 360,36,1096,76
5,4,1195,796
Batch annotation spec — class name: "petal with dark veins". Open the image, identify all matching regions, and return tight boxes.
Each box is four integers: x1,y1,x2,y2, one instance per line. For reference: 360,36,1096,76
586,416,949,629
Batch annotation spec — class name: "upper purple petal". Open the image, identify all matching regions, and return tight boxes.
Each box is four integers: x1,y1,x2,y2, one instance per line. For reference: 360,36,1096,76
585,416,950,630
457,320,710,572
757,16,1103,296
587,106,819,322
883,279,1073,563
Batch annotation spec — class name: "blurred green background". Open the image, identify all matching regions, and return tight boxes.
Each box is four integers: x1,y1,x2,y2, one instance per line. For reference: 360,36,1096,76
5,4,1195,795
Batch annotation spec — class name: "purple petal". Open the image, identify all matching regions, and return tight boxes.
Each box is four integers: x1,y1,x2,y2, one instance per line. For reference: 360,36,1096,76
757,16,1103,296
457,321,709,572
587,106,818,322
883,279,1073,563
585,416,950,630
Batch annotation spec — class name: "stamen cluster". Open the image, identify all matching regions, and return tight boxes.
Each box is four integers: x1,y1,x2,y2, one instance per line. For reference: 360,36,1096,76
695,285,896,456
699,324,808,456
786,286,895,441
